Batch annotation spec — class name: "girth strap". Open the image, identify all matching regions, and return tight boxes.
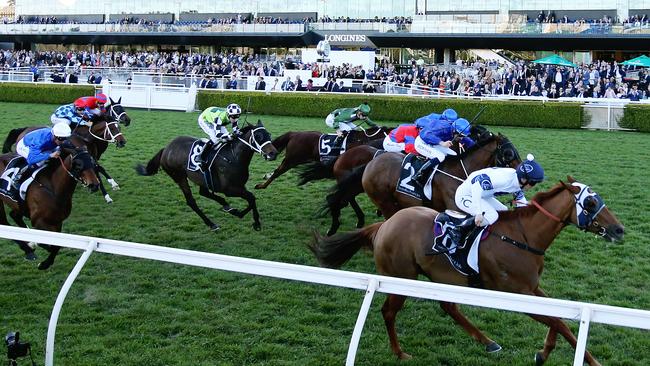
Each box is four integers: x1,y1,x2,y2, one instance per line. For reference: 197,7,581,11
494,232,546,256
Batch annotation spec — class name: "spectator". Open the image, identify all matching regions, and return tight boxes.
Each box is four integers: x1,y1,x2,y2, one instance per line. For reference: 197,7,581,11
225,75,237,89
362,82,376,93
87,71,96,84
294,75,303,91
255,76,266,90
628,84,641,101
604,85,617,98
281,76,294,91
305,78,315,91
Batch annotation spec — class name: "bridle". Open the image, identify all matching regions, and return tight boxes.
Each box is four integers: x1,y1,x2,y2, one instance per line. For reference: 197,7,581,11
237,126,274,158
88,120,123,143
494,138,521,167
531,182,607,235
108,102,127,123
57,149,96,187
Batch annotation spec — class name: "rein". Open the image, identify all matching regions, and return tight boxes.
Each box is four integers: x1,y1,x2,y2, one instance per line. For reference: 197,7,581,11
57,152,92,187
109,103,127,122
88,120,123,143
236,127,272,156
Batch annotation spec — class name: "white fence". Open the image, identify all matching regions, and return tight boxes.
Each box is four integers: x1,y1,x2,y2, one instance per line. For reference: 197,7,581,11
1,225,649,366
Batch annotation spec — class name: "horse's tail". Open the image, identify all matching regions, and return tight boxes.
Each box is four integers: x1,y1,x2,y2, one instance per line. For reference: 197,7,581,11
271,132,293,154
309,222,383,269
2,127,27,153
319,163,368,217
135,149,164,176
297,160,335,186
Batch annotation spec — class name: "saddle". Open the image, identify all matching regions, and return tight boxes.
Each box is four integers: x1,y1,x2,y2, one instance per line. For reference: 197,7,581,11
319,134,347,163
426,210,489,281
0,156,46,202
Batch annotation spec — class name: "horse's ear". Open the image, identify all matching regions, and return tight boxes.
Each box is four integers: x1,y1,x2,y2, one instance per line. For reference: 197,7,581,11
561,180,580,194
109,96,115,104
117,97,122,104
567,175,576,183
257,119,263,126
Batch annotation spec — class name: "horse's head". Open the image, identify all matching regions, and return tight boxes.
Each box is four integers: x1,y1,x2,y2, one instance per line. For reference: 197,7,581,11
493,133,522,168
91,119,126,148
108,97,131,126
561,176,625,242
60,137,100,192
240,120,278,161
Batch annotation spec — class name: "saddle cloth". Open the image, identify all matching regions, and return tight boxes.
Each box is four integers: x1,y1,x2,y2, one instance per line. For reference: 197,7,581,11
0,156,47,202
186,139,226,172
319,134,348,163
428,211,489,276
395,153,438,201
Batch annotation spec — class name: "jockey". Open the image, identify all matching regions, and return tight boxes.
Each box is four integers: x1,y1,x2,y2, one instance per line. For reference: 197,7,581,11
51,98,94,128
325,102,376,148
94,93,108,114
383,123,419,154
197,103,242,170
12,123,72,189
78,96,102,118
412,117,475,186
413,108,458,130
448,155,546,249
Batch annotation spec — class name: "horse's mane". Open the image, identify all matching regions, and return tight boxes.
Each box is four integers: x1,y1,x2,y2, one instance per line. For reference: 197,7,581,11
497,182,567,221
239,123,256,134
443,128,499,163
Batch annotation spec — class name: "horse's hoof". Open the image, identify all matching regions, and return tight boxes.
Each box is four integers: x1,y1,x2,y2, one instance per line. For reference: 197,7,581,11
253,222,262,231
535,351,546,366
24,252,37,261
486,341,502,353
108,179,120,190
254,184,264,190
263,172,273,179
397,352,412,360
27,241,37,249
326,229,336,236
356,221,365,229
104,194,113,204
210,224,220,231
38,262,51,270
376,209,383,217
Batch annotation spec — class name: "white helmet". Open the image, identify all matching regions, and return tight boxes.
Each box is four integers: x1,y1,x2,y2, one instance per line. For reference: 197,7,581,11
226,103,242,117
52,123,72,138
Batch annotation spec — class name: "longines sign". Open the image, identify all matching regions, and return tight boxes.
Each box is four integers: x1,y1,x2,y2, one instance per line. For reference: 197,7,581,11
322,33,375,47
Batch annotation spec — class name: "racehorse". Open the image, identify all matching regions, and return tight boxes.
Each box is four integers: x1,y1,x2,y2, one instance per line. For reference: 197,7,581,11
310,177,625,365
0,136,100,270
2,98,130,203
323,129,520,235
135,120,278,231
254,126,390,190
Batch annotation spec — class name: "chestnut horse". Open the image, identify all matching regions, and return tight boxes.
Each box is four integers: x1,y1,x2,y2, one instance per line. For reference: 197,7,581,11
310,178,625,365
323,130,520,235
0,136,100,270
135,121,278,231
254,126,390,189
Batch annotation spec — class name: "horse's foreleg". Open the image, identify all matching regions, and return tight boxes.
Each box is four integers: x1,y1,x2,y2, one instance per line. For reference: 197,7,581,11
2,205,35,260
381,294,411,360
96,164,120,190
175,177,220,231
528,288,600,366
32,221,62,270
236,190,261,231
95,167,112,203
255,158,292,189
327,202,343,236
198,187,240,216
349,197,365,228
439,301,501,352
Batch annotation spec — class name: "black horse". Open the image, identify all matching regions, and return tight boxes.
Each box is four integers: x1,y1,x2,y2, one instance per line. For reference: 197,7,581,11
135,120,278,231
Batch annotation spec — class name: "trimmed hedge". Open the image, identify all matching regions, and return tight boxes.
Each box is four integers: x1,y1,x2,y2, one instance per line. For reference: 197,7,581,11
619,104,650,132
0,83,94,104
198,91,584,129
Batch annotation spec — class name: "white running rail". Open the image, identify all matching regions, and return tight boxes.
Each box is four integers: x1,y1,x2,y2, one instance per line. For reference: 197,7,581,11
0,225,649,366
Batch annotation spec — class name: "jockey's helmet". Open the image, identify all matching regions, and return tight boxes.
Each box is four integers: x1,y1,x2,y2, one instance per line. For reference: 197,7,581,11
357,103,371,116
452,118,471,136
226,103,242,118
95,93,108,105
52,123,72,138
442,108,458,121
73,98,85,110
516,154,545,186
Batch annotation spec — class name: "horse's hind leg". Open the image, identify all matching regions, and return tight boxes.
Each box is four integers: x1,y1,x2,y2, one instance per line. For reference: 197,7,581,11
32,221,62,270
439,301,501,352
381,294,412,360
349,197,365,228
528,288,600,366
174,176,220,231
0,204,35,260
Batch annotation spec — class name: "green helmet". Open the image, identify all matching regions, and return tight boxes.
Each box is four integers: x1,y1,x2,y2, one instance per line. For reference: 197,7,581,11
357,103,371,116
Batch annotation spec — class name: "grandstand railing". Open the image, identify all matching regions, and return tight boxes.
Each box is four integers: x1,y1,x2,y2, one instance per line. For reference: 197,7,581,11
0,71,34,82
309,21,405,32
0,22,305,34
0,225,649,366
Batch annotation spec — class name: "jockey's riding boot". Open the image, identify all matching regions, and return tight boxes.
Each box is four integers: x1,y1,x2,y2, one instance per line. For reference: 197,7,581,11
448,216,475,250
12,164,36,190
333,131,347,150
200,140,215,171
413,158,439,186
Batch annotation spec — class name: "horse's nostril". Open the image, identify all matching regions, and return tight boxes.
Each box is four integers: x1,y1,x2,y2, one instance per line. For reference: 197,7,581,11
615,227,624,235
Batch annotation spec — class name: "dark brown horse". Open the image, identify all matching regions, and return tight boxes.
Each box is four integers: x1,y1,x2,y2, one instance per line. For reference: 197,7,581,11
324,130,520,235
136,121,278,231
0,137,100,270
2,100,130,203
254,126,390,189
310,178,625,365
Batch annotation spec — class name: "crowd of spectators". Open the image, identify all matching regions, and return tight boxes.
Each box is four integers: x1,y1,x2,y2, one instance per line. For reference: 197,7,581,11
1,48,649,100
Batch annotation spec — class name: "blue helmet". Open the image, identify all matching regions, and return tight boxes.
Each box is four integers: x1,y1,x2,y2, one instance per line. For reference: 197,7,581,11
415,117,431,129
516,154,545,185
442,108,458,121
452,118,471,135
